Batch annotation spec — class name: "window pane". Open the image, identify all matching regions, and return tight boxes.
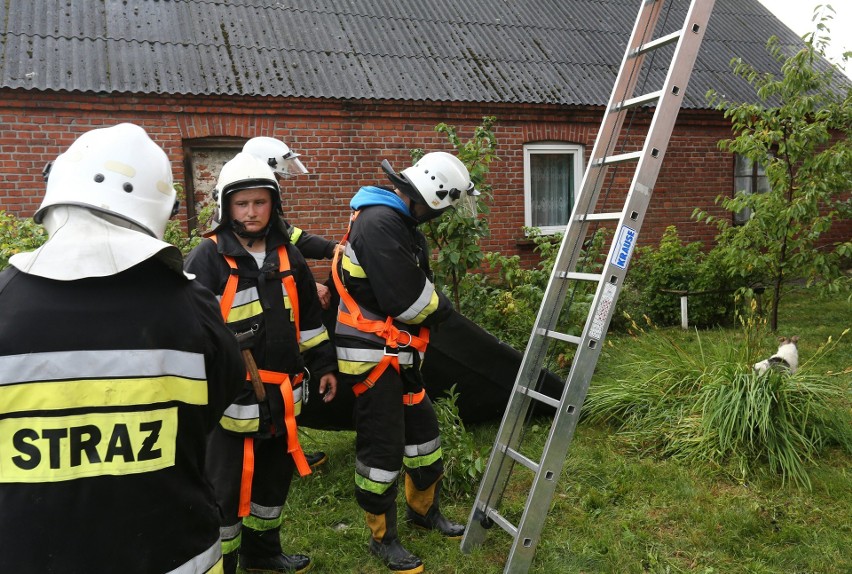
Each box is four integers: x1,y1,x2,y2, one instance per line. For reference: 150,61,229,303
530,154,574,228
734,176,752,195
734,154,753,177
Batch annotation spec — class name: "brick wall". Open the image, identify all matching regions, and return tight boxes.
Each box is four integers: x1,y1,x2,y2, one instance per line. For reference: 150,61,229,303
1,89,847,277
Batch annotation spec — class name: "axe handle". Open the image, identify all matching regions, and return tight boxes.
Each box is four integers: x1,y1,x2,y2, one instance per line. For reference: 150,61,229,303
241,349,266,402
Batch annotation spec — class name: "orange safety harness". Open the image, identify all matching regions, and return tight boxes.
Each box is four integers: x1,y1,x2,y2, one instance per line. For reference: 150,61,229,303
331,211,429,406
210,235,311,517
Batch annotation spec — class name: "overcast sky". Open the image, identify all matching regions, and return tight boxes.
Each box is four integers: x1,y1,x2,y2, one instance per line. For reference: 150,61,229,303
754,0,851,71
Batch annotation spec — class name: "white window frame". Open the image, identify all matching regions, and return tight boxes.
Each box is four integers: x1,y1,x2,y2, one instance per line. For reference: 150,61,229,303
523,142,585,235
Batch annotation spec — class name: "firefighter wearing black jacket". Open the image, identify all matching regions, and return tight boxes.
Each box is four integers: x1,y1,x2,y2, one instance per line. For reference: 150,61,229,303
0,123,245,574
332,152,479,573
242,136,339,470
185,152,338,574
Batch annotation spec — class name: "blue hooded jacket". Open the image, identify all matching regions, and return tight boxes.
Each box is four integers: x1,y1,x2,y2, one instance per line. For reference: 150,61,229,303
349,186,411,216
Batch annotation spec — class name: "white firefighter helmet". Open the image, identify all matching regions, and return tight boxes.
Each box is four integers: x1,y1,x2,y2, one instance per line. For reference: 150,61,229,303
12,123,185,280
34,122,177,239
242,136,308,177
382,151,478,216
212,152,281,230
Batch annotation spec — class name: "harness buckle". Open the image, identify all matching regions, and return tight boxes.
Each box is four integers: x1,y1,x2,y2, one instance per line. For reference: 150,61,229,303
384,345,400,356
397,330,412,349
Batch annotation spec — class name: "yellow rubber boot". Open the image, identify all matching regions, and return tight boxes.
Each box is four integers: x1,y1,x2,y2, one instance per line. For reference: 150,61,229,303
366,510,424,574
404,476,465,539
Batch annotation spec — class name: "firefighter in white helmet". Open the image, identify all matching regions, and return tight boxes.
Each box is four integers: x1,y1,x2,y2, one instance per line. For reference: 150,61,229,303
0,123,244,574
331,151,478,573
184,151,338,574
242,136,339,307
242,136,340,470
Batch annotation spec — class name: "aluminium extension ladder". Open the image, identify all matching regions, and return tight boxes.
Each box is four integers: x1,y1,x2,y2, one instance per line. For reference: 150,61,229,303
460,1,717,572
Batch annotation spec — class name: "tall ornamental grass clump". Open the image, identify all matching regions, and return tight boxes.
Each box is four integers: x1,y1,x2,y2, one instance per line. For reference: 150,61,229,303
584,314,851,489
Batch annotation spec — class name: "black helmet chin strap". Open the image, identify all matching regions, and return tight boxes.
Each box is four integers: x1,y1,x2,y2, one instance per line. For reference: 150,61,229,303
231,219,270,247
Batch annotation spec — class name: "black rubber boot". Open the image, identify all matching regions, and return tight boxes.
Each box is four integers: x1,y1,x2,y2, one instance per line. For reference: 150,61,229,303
366,510,424,574
240,553,312,573
241,526,312,573
405,477,465,539
304,451,328,469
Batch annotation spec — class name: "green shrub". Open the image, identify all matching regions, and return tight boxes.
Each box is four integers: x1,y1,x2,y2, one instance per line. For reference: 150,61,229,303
432,384,490,498
583,324,852,489
622,225,741,328
0,211,47,271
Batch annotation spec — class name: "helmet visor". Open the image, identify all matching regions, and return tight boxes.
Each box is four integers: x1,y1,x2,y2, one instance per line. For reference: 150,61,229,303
278,156,308,176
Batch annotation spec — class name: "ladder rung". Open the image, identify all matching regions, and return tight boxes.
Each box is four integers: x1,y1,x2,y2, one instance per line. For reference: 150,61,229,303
575,212,621,222
536,328,582,346
612,89,663,112
593,151,642,166
558,271,602,282
483,507,518,537
631,30,681,57
518,385,561,409
502,444,540,473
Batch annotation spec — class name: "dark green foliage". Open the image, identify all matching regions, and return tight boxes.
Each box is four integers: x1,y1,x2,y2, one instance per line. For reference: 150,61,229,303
0,210,47,270
432,385,490,499
621,226,744,328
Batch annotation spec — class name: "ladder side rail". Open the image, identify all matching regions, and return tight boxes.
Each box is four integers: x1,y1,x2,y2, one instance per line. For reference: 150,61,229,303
462,0,716,562
584,0,667,171
461,0,668,553
628,0,716,187
502,2,718,571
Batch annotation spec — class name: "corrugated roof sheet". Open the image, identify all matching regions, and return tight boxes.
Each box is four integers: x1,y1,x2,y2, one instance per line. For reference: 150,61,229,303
0,0,841,108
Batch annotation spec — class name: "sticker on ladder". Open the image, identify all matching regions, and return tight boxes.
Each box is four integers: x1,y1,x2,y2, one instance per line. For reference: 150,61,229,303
611,225,637,270
589,282,617,340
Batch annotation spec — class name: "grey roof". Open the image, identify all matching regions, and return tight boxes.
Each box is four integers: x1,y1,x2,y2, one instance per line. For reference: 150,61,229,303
0,0,833,109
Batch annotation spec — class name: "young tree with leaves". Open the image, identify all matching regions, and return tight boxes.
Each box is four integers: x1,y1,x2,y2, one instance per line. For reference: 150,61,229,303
695,8,851,331
412,116,498,310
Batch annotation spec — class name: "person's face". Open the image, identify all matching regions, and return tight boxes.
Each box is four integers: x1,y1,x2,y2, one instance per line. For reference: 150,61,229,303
229,188,272,232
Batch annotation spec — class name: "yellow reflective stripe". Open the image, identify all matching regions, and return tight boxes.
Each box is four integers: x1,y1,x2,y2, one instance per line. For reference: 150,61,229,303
398,286,439,325
226,300,263,324
404,447,443,470
355,472,395,495
342,254,367,278
0,377,208,416
0,349,206,385
299,328,329,353
290,226,304,244
224,290,293,324
0,408,178,482
244,504,284,531
219,416,259,434
220,529,241,555
338,359,377,376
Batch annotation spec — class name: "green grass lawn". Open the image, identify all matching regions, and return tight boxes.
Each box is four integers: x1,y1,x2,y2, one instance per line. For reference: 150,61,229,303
276,288,850,573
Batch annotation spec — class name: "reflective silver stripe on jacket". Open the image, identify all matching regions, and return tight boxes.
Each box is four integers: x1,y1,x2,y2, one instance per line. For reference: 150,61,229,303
395,280,436,323
0,348,206,385
223,403,260,420
164,539,221,574
335,346,415,366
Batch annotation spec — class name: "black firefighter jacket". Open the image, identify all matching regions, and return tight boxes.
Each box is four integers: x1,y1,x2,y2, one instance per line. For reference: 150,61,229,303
335,189,454,378
0,258,244,574
184,226,336,438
